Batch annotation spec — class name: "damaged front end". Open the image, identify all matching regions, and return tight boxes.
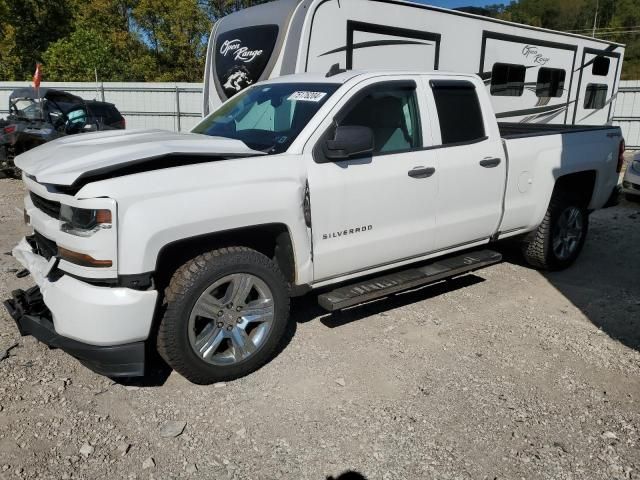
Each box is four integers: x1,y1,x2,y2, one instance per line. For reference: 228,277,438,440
2,235,147,378
3,285,48,335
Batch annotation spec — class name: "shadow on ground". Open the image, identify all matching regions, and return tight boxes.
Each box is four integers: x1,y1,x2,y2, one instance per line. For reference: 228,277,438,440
496,198,640,352
327,471,368,480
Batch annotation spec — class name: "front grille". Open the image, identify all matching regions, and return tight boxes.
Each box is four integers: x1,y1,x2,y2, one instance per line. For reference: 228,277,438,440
32,231,58,261
30,192,61,219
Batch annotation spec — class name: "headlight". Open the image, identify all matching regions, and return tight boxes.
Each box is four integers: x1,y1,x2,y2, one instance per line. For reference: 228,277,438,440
632,160,640,175
60,205,112,237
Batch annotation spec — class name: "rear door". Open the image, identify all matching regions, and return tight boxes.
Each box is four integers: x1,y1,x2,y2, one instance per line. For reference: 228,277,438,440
572,48,621,125
426,79,506,250
307,78,439,282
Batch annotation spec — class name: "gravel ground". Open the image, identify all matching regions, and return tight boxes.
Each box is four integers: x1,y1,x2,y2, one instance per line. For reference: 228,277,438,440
0,165,639,480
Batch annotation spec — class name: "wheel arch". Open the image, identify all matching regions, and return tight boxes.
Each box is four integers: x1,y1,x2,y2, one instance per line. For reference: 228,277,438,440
553,170,597,209
153,223,297,295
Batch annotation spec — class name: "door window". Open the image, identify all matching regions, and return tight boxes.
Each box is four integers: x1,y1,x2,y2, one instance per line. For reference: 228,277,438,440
584,84,608,109
431,81,485,145
339,86,421,154
592,56,610,76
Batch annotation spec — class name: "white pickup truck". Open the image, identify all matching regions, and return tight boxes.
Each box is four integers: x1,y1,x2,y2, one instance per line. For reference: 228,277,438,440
4,70,624,384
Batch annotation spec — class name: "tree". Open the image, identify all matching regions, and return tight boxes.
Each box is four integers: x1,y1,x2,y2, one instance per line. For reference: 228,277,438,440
133,0,210,81
43,27,155,81
0,1,20,80
49,0,158,81
203,0,272,21
487,0,640,79
0,0,274,81
0,0,75,80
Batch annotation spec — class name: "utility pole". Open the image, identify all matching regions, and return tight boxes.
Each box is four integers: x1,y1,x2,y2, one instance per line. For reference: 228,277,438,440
592,0,599,37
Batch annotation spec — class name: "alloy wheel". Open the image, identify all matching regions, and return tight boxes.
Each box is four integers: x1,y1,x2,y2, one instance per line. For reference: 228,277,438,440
188,273,275,366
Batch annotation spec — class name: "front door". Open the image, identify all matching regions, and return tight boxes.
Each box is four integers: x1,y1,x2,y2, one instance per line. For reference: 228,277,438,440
307,79,439,282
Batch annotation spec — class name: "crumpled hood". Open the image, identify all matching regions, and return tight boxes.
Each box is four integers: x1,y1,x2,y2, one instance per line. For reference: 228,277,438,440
15,129,265,186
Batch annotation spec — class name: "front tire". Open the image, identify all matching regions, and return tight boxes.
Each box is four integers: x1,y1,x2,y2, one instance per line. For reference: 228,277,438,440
522,192,589,271
157,247,290,384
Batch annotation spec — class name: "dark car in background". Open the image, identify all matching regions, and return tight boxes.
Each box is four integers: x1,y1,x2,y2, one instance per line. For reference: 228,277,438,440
0,89,125,178
85,101,126,130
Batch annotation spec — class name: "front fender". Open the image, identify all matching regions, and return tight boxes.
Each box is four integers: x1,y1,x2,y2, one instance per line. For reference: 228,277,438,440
79,156,313,284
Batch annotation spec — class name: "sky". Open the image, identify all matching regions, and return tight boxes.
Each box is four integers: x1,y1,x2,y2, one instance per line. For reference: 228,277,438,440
415,0,499,8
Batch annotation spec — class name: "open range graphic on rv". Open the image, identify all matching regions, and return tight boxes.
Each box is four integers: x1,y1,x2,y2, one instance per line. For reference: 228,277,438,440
220,39,264,62
522,45,550,65
215,25,279,98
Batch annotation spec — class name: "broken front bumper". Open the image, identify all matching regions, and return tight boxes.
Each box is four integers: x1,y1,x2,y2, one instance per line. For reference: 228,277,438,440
4,289,145,377
2,236,158,377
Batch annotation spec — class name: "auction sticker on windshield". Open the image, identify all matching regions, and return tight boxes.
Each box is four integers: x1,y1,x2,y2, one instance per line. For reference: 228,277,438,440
288,91,327,102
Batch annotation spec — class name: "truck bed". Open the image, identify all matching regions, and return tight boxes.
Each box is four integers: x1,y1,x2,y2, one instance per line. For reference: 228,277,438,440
498,122,619,139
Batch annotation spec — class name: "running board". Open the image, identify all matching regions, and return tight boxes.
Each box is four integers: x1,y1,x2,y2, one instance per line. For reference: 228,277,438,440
317,249,502,311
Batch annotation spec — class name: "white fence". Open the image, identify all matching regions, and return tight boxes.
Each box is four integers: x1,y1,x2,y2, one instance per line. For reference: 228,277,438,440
1,80,640,147
613,80,640,149
0,81,203,132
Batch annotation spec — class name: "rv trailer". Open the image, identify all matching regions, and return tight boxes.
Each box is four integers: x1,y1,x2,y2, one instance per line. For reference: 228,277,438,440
203,0,625,126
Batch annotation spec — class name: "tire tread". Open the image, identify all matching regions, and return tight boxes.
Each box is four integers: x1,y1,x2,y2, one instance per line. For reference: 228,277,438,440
522,191,587,271
157,247,289,385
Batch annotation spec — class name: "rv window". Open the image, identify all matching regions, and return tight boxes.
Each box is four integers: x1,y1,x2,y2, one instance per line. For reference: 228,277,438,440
490,63,526,97
432,82,485,145
339,87,421,154
592,56,610,76
536,68,566,98
584,83,608,109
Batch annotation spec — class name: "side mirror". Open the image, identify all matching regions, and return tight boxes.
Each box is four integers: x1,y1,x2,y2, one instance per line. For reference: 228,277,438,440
323,125,374,161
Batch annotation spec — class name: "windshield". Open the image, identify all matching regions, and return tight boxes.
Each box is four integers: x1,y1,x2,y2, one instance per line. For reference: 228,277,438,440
192,82,339,154
10,99,41,120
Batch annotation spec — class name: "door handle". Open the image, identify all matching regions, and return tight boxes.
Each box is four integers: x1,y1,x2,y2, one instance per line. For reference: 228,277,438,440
408,166,436,179
479,157,501,168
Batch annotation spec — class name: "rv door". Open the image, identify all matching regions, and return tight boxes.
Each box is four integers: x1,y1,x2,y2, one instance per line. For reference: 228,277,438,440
572,48,621,125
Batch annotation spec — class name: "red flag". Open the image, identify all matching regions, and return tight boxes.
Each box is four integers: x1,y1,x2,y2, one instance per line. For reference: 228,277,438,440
33,63,42,88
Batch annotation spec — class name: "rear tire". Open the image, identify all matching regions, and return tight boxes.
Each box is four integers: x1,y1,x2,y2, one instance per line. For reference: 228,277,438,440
157,247,290,385
522,191,588,271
